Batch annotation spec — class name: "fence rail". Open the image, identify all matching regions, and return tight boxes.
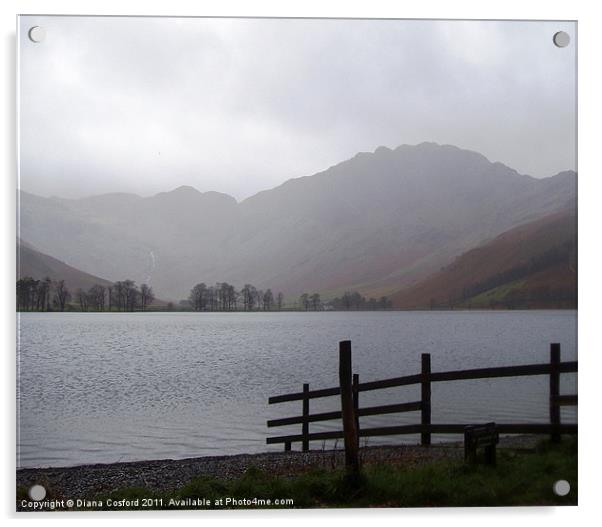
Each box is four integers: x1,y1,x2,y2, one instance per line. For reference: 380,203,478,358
268,362,578,403
266,423,578,445
266,342,577,455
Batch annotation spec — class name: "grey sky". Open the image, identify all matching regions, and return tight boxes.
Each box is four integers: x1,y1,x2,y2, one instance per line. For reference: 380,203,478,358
18,17,576,201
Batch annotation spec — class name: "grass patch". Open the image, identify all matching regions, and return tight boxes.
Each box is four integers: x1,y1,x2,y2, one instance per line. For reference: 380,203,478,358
23,438,577,510
458,279,527,308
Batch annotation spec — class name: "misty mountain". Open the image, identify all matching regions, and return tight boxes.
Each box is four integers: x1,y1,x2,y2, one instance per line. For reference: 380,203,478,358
17,239,113,292
19,142,576,300
390,207,576,309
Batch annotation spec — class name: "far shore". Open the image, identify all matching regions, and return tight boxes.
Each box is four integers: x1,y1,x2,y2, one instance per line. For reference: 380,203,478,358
17,307,577,314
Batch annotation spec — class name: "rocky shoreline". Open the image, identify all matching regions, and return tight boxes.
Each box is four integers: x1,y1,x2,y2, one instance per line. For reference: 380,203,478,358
17,436,540,500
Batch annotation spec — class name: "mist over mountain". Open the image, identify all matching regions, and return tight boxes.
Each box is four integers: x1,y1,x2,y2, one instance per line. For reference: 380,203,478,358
391,208,576,309
19,143,576,300
17,239,113,292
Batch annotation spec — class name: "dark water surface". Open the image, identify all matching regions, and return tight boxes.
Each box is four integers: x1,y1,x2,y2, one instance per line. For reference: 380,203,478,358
17,311,577,468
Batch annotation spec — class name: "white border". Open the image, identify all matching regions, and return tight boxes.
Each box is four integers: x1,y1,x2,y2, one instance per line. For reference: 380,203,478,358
2,1,600,525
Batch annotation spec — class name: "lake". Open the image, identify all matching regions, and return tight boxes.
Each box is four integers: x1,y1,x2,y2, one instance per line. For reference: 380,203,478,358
17,310,577,468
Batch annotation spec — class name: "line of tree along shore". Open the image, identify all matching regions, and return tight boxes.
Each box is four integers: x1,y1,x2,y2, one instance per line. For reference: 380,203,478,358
187,282,283,311
16,277,392,312
16,277,154,312
185,282,391,311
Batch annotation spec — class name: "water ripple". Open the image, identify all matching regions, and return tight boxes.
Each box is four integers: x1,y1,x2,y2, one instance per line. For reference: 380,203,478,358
17,311,577,467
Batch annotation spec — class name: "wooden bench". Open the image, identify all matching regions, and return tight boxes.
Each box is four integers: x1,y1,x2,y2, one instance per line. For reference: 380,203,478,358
464,422,499,465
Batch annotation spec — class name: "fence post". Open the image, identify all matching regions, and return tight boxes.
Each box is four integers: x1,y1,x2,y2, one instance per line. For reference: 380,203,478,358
550,343,561,443
353,373,360,450
421,353,432,446
302,383,310,451
339,341,359,472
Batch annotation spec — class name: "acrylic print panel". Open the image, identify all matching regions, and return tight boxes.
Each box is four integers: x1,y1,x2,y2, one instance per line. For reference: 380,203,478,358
16,16,577,511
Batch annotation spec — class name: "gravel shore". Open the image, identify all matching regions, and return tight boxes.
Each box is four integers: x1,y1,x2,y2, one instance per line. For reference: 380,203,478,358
17,436,540,500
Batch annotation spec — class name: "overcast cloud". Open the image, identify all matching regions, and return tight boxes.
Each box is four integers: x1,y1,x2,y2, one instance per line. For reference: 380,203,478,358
18,16,576,201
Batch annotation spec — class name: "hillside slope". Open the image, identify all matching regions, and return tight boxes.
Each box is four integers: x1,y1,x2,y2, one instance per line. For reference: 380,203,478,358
391,208,576,309
19,143,577,300
17,239,113,292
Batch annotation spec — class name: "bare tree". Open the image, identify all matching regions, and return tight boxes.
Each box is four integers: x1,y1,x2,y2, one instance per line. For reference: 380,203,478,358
123,280,138,311
39,276,52,311
256,289,264,311
341,291,353,310
241,284,256,311
207,285,217,311
263,289,274,311
299,293,310,311
53,280,70,311
219,282,227,311
189,283,208,311
114,280,139,311
139,283,154,311
227,284,237,310
310,293,321,311
76,288,89,311
113,281,125,311
17,277,39,311
276,292,284,310
88,284,106,311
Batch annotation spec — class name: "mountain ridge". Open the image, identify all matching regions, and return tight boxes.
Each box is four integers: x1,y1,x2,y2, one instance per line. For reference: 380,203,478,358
19,142,577,300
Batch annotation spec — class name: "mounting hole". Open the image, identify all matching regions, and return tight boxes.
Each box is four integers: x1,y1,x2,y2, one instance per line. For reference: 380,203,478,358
553,479,570,496
28,484,47,501
28,26,46,43
553,31,570,48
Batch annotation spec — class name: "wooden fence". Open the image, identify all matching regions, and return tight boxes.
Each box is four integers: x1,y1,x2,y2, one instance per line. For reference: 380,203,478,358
266,341,577,456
